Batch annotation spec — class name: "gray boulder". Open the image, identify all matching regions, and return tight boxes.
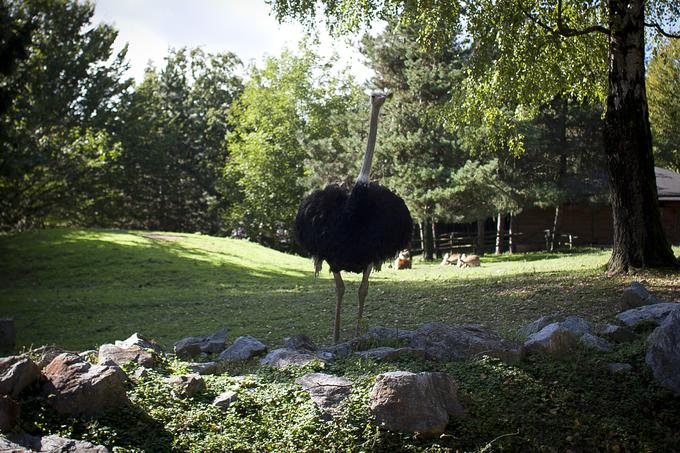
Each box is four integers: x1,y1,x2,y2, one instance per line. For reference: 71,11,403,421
165,373,205,397
282,334,317,352
596,323,637,343
296,373,352,420
98,344,157,368
174,328,229,359
259,348,318,368
646,309,680,395
616,303,680,327
579,333,612,352
365,326,415,342
187,361,220,375
115,332,164,355
354,347,428,362
524,323,579,355
519,316,561,338
173,336,205,359
318,340,358,359
560,316,594,336
219,336,267,361
369,371,465,436
213,390,238,409
41,353,129,416
0,318,16,353
0,434,109,452
0,354,41,397
202,328,229,354
621,281,663,310
409,322,524,363
0,395,19,432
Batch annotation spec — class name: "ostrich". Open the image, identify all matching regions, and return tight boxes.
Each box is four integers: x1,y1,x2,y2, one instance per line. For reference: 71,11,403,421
295,91,413,343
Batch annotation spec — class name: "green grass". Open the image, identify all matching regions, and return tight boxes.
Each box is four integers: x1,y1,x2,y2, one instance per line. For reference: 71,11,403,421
2,228,680,452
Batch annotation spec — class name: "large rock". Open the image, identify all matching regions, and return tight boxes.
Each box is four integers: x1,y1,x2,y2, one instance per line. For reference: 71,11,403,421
408,323,524,363
98,344,157,368
354,347,428,362
369,371,465,436
0,395,19,432
0,318,16,353
616,303,680,327
115,332,164,355
219,336,266,361
41,353,129,416
174,328,229,359
646,310,680,395
621,282,663,310
282,334,317,352
0,434,109,452
0,355,41,397
31,346,70,369
519,316,560,338
318,340,359,359
596,323,637,343
259,348,318,368
560,316,593,336
579,333,612,352
524,323,578,355
186,361,220,375
165,373,205,397
365,326,415,343
296,373,352,420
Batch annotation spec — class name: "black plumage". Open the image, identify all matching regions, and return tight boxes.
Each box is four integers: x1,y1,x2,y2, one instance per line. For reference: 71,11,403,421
294,90,411,343
295,182,413,274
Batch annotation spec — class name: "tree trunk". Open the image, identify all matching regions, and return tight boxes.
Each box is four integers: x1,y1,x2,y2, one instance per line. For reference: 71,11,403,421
508,212,514,255
550,206,560,252
422,218,435,260
604,0,678,274
476,219,485,255
432,221,439,258
495,213,503,255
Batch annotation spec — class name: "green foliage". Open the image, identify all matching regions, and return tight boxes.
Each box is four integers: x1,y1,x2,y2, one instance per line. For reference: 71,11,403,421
360,22,467,224
224,44,365,248
648,39,680,172
113,48,243,234
0,0,131,230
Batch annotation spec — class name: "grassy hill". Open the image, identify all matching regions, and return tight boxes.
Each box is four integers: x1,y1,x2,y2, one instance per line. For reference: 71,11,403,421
1,228,678,351
2,228,680,451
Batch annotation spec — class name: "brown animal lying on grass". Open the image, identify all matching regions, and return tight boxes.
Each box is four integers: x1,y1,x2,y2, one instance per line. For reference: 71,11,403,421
457,253,480,268
395,250,412,269
440,252,461,266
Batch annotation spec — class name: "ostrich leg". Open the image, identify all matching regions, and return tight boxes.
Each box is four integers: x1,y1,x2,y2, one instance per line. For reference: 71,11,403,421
333,272,345,344
356,265,372,336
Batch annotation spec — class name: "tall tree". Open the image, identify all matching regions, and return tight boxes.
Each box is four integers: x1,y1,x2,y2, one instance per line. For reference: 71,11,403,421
647,38,680,172
114,48,243,233
268,0,680,274
360,22,467,259
0,0,131,230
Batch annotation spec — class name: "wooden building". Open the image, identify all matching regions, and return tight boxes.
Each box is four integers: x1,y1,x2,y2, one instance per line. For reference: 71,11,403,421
429,167,680,255
511,167,680,251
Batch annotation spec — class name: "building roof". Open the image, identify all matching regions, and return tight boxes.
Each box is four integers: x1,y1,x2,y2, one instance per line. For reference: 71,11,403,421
656,167,680,201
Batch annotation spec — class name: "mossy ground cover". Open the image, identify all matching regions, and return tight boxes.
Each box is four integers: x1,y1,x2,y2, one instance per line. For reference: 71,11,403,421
2,228,680,451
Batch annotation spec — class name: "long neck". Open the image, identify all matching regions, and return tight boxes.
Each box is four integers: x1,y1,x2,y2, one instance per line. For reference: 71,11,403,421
357,101,382,184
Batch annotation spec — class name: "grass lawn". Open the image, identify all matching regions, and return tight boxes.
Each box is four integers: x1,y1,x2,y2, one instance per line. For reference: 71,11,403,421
1,228,680,451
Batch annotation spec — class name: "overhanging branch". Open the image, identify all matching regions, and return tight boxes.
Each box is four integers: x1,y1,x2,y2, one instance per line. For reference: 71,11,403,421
644,22,680,39
520,0,609,37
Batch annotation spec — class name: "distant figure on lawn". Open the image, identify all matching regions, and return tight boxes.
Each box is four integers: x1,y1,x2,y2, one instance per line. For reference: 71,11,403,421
295,92,413,344
458,253,481,268
395,250,412,270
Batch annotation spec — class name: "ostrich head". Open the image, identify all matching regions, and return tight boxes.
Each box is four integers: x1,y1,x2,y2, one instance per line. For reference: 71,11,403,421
357,91,390,184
